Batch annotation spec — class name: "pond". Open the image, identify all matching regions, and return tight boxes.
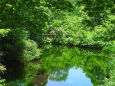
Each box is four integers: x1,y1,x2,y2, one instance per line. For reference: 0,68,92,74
4,45,109,86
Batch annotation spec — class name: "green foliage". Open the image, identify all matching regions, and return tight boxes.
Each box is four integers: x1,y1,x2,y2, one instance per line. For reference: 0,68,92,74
22,40,41,61
46,13,115,48
0,0,115,85
0,0,51,44
78,0,115,25
0,64,6,86
0,29,41,62
43,0,76,11
0,78,5,86
43,38,53,44
44,6,90,45
43,2,114,48
93,21,115,41
103,46,115,53
0,64,6,72
0,29,11,39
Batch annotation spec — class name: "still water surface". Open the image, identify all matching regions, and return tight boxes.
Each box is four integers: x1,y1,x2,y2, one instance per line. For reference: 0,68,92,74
47,67,93,86
4,45,108,86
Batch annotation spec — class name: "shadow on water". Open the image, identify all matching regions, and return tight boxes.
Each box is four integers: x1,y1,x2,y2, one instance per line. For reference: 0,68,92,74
1,55,24,81
3,45,110,86
1,54,48,86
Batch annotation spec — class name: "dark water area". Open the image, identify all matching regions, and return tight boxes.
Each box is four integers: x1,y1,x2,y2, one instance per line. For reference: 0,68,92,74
3,45,110,86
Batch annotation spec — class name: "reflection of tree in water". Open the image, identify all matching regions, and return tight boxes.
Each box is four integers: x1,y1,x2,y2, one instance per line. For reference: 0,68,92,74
31,67,48,86
41,46,108,86
2,45,109,86
32,74,48,86
2,54,48,86
49,69,68,81
75,51,108,86
3,61,48,86
41,46,77,81
71,48,108,86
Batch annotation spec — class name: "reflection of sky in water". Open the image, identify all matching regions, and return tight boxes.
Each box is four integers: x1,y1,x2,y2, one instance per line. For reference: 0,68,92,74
47,67,93,86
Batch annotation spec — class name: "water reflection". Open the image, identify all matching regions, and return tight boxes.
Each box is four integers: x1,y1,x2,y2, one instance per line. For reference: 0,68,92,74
41,46,107,86
47,67,93,86
32,74,48,86
4,45,108,86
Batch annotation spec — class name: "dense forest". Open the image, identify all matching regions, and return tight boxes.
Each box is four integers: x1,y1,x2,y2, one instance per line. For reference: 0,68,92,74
0,0,115,86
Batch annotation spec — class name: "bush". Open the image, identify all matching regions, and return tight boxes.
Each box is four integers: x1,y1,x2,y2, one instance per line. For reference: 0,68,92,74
0,64,6,73
0,29,11,39
43,38,53,44
0,29,41,62
0,79,5,86
22,40,41,61
0,64,6,86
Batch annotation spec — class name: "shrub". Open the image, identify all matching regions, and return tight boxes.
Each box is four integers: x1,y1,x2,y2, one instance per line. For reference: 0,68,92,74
0,64,6,86
0,29,11,39
0,29,41,62
22,40,41,61
43,38,53,44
